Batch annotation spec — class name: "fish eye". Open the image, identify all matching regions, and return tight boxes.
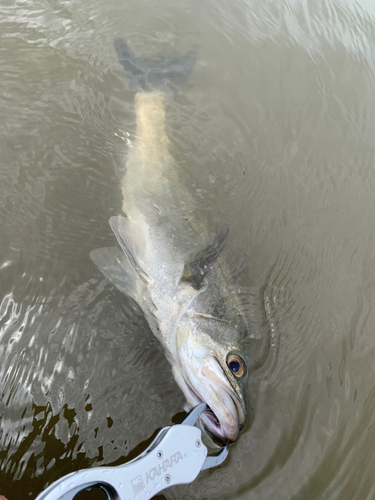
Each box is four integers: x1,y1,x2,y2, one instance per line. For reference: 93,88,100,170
227,354,246,378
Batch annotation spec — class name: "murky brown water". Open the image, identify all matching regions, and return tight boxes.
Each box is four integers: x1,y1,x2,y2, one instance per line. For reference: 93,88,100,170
2,0,375,498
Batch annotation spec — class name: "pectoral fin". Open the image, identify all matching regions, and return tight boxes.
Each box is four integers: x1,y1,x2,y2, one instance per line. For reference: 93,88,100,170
91,246,159,333
109,215,152,284
90,246,142,302
179,226,229,290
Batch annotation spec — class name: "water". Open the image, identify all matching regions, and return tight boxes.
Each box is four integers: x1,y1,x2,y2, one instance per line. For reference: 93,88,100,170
1,0,375,498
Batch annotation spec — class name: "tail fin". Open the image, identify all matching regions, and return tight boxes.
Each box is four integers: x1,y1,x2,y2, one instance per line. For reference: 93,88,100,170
114,39,195,96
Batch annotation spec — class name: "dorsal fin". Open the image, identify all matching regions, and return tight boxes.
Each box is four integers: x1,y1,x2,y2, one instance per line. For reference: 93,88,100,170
179,227,229,290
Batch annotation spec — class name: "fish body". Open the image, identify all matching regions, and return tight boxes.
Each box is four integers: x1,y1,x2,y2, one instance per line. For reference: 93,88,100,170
91,42,250,443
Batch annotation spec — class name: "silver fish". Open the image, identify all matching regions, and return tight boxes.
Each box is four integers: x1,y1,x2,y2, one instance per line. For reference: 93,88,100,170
91,41,250,443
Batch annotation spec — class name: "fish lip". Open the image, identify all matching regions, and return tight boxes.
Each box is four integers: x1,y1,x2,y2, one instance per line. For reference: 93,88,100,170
202,392,241,444
173,364,245,443
185,383,237,443
185,384,222,428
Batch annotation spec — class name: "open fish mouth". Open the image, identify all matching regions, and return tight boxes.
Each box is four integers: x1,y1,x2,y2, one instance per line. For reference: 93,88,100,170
172,358,245,443
184,381,239,444
185,383,220,426
204,407,221,427
203,407,223,437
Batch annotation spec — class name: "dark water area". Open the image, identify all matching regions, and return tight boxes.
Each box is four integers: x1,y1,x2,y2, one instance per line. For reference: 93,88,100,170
2,0,375,498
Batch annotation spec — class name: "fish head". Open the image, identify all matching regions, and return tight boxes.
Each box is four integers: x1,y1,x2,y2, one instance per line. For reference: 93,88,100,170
173,313,249,444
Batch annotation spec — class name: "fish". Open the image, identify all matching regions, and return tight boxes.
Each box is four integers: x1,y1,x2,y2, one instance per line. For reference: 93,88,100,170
90,40,250,444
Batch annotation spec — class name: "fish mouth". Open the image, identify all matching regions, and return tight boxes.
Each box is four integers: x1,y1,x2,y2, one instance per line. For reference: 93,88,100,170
172,361,246,444
185,381,241,444
186,384,220,426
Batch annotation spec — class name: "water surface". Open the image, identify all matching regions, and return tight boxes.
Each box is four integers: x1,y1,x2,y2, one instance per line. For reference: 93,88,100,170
1,0,375,498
